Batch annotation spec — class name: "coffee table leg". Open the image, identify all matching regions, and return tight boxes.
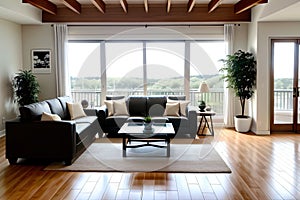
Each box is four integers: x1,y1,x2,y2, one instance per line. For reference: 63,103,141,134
122,136,126,157
166,137,170,157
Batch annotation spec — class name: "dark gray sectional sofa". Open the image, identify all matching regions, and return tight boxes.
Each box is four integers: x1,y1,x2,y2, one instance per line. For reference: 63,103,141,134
5,96,101,165
97,95,197,138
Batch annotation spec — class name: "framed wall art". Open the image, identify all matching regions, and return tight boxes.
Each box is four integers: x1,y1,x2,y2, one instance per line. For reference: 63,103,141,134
31,49,51,73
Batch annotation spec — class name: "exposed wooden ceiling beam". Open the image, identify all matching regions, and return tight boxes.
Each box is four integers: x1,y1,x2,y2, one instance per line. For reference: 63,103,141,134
22,0,57,15
208,0,222,13
167,0,171,13
62,0,81,14
187,0,195,12
91,0,106,13
120,0,128,13
144,0,148,13
235,0,268,14
43,4,251,23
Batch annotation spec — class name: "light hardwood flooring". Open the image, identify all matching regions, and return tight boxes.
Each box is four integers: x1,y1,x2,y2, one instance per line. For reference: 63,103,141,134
0,129,300,200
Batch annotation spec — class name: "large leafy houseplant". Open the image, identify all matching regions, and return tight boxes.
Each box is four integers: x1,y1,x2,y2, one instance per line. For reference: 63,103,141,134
13,70,40,106
220,50,256,118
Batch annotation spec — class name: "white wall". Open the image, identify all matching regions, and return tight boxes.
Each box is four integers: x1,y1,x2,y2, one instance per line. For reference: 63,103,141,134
253,22,300,135
233,24,249,118
22,25,57,100
0,19,22,134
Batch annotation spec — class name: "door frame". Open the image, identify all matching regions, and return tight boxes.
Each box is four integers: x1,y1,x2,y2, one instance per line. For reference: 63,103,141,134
270,38,300,132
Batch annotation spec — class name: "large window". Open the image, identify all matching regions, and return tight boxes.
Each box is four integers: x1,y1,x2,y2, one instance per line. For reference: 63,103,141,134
146,42,185,95
67,42,101,107
190,41,225,118
67,40,225,120
106,42,144,96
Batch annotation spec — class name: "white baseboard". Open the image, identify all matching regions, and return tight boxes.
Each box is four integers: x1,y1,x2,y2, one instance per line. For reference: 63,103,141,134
252,130,270,135
0,129,5,138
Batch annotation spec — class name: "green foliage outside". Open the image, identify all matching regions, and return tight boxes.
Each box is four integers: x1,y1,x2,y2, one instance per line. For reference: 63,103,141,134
71,74,223,91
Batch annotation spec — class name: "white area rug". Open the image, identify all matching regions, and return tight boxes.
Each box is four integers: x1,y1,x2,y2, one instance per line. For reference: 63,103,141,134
45,142,231,173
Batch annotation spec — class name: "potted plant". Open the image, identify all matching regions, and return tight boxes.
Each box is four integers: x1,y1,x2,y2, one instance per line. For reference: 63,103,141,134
198,100,206,112
220,50,256,132
12,70,40,106
143,116,153,133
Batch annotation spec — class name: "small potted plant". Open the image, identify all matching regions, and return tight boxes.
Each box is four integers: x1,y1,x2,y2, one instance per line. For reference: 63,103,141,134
144,115,152,123
143,116,153,132
198,100,206,112
220,50,256,132
12,70,40,106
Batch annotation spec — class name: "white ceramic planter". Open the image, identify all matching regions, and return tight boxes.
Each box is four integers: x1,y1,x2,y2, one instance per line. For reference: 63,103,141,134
234,116,252,132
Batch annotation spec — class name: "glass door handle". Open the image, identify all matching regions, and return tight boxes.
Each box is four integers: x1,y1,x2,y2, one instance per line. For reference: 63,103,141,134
293,87,299,97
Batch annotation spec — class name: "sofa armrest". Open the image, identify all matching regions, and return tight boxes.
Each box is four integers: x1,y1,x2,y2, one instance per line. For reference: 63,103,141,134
95,105,108,131
187,106,198,134
5,118,77,161
96,105,108,120
84,108,98,116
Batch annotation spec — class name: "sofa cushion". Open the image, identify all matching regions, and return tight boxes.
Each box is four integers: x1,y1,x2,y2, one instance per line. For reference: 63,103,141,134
151,116,169,123
168,95,186,101
104,99,129,116
74,116,98,124
167,116,189,132
147,96,167,117
57,96,73,119
168,100,190,117
127,116,145,123
164,102,180,116
67,102,87,120
104,100,114,116
106,95,125,100
19,101,52,121
41,112,61,121
127,96,147,117
105,115,129,129
46,98,65,118
114,100,129,116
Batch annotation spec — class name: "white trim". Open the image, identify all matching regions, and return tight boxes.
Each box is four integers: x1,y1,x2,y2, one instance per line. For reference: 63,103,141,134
252,130,271,135
184,41,190,100
68,26,224,41
0,130,5,138
100,41,106,105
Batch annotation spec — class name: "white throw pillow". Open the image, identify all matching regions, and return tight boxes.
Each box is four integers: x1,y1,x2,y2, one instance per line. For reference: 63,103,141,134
164,102,180,117
167,100,190,116
41,112,61,121
113,100,129,116
104,100,114,116
67,102,87,120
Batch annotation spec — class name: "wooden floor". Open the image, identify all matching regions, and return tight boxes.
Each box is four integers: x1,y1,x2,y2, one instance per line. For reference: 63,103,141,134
0,129,300,200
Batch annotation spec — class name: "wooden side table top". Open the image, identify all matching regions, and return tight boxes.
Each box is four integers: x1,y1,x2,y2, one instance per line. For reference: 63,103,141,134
197,110,216,116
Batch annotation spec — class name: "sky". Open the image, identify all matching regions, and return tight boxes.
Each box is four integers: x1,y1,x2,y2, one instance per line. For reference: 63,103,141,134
67,41,226,78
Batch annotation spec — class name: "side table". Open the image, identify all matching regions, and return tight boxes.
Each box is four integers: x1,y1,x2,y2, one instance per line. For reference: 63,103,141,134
197,110,216,136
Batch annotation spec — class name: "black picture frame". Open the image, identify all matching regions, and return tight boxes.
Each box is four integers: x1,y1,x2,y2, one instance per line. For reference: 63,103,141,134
31,49,51,73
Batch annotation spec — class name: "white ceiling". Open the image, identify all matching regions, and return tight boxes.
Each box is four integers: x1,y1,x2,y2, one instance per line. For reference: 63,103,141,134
259,1,300,21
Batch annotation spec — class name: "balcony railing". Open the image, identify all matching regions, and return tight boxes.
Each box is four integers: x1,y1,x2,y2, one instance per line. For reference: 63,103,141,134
71,89,294,113
274,89,293,111
71,89,224,114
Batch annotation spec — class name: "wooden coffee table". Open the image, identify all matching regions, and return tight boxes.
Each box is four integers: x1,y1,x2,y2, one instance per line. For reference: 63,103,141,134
118,123,175,157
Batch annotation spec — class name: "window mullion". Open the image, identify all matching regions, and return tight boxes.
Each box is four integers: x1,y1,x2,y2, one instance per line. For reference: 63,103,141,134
143,41,147,95
185,41,190,100
100,41,106,105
